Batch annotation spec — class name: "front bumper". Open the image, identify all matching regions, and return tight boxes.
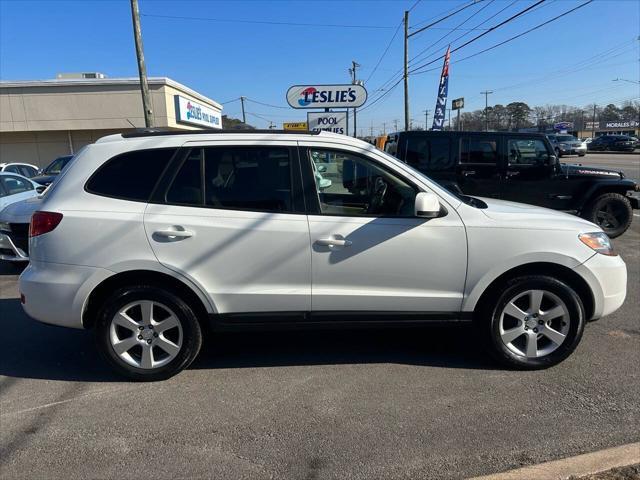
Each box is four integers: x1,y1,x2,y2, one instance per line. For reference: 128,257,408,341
559,145,587,155
0,232,29,262
574,253,627,320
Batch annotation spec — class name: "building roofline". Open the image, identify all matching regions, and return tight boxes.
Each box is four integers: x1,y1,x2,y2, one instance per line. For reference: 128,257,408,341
0,77,222,110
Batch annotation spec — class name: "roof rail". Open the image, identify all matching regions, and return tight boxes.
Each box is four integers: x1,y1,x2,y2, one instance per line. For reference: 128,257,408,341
121,128,320,139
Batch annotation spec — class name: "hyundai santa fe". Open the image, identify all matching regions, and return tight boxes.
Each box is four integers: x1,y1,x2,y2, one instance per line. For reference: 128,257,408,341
19,130,627,381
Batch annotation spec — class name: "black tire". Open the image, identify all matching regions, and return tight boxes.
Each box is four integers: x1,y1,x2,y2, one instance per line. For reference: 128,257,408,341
477,275,585,370
578,153,586,157
582,192,633,238
95,285,203,381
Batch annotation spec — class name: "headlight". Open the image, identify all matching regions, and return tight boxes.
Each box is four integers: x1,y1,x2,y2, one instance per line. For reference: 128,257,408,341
0,221,10,232
579,232,616,256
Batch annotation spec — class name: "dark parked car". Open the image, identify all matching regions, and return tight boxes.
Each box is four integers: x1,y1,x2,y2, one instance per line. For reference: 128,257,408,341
384,131,639,237
30,154,73,186
587,135,635,152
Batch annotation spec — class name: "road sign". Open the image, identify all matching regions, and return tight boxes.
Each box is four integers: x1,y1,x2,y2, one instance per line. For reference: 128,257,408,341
307,111,348,135
283,122,308,131
452,98,464,110
287,84,367,109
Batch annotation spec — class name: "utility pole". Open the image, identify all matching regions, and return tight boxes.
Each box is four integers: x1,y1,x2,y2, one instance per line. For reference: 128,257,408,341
456,108,461,131
349,60,360,138
480,90,493,131
423,109,430,131
370,120,374,138
403,10,410,132
240,96,246,125
382,122,386,135
591,104,597,139
394,119,399,132
130,0,153,128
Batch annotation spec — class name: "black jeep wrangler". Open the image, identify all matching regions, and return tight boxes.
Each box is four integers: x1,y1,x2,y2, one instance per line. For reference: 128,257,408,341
384,131,639,237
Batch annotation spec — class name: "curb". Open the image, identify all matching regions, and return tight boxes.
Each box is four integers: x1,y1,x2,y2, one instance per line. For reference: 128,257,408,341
586,151,639,155
468,442,640,480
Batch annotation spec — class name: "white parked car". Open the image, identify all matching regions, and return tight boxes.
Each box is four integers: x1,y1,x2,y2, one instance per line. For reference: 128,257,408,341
0,196,42,261
0,162,40,178
0,172,44,211
19,130,627,380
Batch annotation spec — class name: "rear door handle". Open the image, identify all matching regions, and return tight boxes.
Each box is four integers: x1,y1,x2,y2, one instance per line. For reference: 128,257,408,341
316,237,352,247
154,228,194,239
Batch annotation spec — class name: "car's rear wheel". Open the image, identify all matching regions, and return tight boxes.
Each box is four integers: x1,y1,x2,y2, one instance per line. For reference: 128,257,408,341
479,275,585,369
582,192,632,238
95,285,203,381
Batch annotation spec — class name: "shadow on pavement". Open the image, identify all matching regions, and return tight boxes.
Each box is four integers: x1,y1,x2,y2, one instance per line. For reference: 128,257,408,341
0,298,500,382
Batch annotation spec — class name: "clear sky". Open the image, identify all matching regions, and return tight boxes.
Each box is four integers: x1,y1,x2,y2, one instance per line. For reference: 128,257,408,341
1,0,638,134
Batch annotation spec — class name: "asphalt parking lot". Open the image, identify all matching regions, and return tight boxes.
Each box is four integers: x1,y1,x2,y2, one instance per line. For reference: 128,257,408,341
1,154,639,480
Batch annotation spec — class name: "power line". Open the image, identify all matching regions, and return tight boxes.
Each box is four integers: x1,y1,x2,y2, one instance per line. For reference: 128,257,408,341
140,13,395,29
413,0,594,75
409,0,546,74
410,0,516,66
366,19,403,84
244,97,289,109
409,0,483,38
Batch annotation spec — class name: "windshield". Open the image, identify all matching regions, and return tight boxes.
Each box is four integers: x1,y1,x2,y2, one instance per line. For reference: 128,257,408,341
43,155,72,175
555,135,577,142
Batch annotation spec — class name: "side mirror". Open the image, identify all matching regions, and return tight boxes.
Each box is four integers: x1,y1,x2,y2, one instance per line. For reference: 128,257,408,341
317,165,327,173
415,192,441,218
36,185,47,194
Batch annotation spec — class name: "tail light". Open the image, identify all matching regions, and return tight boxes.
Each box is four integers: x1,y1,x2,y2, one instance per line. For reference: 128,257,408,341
29,211,63,237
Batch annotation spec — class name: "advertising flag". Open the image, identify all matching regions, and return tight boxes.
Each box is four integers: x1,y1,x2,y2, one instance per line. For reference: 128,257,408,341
431,46,450,131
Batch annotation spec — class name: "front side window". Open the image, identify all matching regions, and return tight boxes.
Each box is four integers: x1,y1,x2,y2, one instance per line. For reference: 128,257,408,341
460,137,499,164
1,175,33,195
86,148,176,201
405,137,452,172
44,156,72,174
507,139,551,166
166,147,293,213
308,149,417,217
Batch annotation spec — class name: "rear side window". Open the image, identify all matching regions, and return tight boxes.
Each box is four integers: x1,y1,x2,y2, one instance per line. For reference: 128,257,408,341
460,137,499,164
166,147,293,213
86,148,176,201
405,137,452,172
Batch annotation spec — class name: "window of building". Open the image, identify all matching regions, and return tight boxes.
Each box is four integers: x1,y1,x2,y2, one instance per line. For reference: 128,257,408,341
86,148,176,201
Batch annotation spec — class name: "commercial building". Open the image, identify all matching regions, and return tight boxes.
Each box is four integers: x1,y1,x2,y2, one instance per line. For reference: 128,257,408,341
0,75,223,167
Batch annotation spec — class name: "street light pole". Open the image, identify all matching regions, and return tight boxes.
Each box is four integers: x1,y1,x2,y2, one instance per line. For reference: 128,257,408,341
130,0,153,128
423,109,430,131
591,104,597,139
480,90,493,131
403,10,410,132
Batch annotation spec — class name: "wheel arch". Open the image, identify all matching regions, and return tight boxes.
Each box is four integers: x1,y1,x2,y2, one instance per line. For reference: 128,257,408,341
578,182,635,213
82,269,212,329
472,262,595,321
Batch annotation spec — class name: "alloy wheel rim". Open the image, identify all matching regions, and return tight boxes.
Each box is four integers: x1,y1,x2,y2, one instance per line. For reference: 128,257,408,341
109,300,183,369
499,289,570,359
596,203,624,229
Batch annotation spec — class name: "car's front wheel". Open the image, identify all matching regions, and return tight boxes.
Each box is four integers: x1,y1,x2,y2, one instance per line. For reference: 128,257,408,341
95,285,203,381
479,275,585,369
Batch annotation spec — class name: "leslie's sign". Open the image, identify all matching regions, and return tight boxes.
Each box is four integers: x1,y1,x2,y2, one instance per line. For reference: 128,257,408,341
286,84,367,109
174,95,222,129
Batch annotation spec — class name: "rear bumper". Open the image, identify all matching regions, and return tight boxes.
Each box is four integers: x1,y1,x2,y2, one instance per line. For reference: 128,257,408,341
19,261,113,329
574,253,627,320
0,232,29,262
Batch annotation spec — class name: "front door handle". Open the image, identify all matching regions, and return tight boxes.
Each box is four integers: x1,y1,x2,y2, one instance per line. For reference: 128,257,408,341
154,228,194,239
315,237,352,247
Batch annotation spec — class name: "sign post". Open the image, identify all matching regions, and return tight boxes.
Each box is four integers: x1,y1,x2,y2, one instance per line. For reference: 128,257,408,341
452,97,464,131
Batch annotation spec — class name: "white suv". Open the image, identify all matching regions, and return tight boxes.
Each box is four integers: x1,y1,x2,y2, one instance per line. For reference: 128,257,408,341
19,130,627,380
